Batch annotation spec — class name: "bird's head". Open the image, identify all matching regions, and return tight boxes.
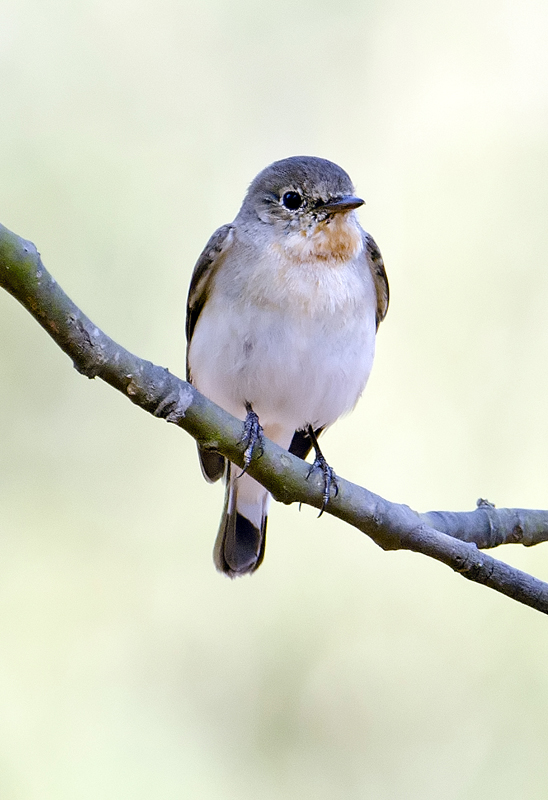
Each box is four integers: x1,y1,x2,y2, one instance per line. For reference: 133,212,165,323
238,156,365,262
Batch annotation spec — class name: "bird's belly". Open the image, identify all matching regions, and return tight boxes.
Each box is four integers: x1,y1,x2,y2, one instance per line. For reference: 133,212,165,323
188,299,376,445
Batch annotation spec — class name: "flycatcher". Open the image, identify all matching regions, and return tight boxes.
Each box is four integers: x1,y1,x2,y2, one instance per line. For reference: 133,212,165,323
186,156,389,577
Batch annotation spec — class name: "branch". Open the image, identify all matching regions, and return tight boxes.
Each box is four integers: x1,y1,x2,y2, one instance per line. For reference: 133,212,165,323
2,221,548,614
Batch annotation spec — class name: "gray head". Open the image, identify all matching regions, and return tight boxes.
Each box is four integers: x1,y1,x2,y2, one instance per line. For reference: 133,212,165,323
235,156,365,262
236,156,364,229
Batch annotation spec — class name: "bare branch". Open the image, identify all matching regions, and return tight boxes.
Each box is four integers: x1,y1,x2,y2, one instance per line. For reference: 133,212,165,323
1,221,548,614
419,502,548,548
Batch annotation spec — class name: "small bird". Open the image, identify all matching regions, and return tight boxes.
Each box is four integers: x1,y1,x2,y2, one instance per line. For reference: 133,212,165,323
186,156,389,577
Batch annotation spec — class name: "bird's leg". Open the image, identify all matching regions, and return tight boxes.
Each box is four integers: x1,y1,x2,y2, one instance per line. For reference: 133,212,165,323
238,402,264,477
306,425,338,516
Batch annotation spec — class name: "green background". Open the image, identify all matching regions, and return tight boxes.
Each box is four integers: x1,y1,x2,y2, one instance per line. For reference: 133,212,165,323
1,1,548,797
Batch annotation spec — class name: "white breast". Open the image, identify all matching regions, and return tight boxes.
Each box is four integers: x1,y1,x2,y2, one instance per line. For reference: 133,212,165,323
188,243,377,450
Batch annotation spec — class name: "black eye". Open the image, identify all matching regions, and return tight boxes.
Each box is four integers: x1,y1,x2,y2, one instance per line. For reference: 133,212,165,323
282,191,303,210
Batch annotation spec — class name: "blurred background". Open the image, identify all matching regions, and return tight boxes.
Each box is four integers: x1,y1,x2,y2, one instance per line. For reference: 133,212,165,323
1,0,548,797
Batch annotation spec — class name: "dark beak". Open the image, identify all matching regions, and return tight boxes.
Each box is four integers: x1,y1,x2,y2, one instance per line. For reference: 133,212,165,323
318,195,365,213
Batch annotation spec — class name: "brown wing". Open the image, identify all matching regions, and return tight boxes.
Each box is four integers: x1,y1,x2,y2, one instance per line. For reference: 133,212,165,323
364,232,389,330
185,223,235,362
186,223,234,483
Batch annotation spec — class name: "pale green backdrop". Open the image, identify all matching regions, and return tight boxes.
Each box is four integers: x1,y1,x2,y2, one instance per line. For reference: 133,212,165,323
1,1,548,798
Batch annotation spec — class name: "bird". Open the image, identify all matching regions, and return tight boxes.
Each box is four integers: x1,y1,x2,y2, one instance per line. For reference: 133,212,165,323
185,156,389,577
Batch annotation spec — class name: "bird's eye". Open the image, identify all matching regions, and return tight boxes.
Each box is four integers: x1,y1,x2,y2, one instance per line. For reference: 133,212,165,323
282,191,303,210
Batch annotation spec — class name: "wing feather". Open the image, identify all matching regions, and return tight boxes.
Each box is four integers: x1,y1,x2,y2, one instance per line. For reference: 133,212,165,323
364,232,389,330
185,224,235,359
185,223,234,482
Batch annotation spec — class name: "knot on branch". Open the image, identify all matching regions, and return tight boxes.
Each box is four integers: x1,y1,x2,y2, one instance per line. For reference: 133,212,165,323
68,314,105,378
152,385,194,423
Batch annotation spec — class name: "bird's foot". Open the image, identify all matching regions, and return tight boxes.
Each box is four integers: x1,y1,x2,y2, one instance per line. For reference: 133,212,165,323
238,402,264,477
307,453,338,515
305,425,338,515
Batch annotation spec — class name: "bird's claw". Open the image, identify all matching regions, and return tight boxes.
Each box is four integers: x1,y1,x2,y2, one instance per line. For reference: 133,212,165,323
307,452,338,516
237,403,264,477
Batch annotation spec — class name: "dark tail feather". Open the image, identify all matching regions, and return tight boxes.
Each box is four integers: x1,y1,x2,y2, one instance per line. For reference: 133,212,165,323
213,463,268,578
197,444,225,483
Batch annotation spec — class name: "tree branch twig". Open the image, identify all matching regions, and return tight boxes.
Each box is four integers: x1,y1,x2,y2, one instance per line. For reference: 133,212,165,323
1,222,547,614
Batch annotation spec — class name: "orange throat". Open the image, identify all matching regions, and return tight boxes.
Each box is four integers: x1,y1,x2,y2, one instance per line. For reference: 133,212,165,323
277,213,363,263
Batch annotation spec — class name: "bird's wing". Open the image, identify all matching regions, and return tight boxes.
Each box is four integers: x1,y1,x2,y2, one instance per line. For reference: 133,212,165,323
185,223,235,359
364,232,389,330
186,223,235,483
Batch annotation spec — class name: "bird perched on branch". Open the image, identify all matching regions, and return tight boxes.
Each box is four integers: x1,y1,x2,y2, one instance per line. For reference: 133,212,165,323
186,156,389,577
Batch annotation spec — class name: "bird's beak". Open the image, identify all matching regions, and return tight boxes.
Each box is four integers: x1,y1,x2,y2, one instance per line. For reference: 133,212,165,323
318,195,365,213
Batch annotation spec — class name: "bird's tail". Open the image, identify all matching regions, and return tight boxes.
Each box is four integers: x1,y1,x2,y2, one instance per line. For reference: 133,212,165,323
213,462,269,577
